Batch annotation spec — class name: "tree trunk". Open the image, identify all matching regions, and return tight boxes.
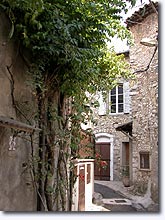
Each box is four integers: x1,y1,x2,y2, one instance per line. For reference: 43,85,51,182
37,88,48,211
36,88,72,211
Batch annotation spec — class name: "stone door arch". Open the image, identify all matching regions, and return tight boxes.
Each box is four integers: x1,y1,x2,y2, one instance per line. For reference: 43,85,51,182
94,133,113,181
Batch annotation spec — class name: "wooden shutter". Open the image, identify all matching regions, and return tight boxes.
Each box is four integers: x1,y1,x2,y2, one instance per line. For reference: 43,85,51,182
123,82,131,114
98,92,106,115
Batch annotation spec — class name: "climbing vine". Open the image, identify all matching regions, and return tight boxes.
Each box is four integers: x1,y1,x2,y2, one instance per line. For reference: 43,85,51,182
1,0,136,211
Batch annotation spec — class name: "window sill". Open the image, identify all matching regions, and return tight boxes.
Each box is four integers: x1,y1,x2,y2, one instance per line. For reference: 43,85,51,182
109,113,124,115
99,112,130,116
139,168,151,171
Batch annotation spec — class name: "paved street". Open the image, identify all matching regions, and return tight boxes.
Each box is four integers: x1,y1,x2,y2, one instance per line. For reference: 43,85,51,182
95,182,125,198
92,180,159,212
94,182,137,212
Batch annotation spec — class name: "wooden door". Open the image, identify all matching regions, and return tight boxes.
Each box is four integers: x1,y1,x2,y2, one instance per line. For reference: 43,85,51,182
94,143,110,180
125,142,129,165
122,142,129,166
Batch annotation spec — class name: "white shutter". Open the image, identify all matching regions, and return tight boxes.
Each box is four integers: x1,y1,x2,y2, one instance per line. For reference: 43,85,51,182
123,82,131,113
98,92,106,115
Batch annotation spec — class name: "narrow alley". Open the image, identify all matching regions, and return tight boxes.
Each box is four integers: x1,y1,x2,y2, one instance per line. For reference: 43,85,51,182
92,180,159,212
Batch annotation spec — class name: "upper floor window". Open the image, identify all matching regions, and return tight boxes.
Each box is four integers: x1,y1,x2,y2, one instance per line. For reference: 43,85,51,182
110,83,123,114
98,81,130,116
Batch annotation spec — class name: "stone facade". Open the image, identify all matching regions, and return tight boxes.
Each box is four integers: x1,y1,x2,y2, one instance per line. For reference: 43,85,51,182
128,2,158,203
92,1,158,204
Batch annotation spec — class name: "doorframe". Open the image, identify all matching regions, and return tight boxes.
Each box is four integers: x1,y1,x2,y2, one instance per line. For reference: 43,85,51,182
95,133,114,181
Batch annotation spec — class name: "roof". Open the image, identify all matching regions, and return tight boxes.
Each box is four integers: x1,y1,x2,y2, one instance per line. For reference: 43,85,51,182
0,116,41,133
126,1,158,28
116,121,132,137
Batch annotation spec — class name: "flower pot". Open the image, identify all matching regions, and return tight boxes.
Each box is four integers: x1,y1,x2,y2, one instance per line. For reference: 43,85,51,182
122,176,130,187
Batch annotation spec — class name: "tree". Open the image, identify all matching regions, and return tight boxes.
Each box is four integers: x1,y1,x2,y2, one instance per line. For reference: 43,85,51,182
1,0,136,211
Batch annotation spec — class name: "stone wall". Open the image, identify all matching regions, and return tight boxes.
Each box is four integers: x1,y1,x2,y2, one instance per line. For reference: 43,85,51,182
0,12,37,211
129,11,158,202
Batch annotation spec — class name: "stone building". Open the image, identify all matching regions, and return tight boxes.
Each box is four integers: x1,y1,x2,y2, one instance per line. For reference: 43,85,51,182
92,1,158,204
92,54,132,182
126,1,158,203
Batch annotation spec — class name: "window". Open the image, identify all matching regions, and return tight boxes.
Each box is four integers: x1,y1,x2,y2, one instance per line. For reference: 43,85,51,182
139,152,150,170
110,83,123,114
98,81,130,116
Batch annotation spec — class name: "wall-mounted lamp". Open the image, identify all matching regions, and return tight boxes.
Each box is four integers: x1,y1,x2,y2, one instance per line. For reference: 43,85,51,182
140,37,158,47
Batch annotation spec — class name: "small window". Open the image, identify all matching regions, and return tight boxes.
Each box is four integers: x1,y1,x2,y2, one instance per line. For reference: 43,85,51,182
139,152,150,170
110,83,123,114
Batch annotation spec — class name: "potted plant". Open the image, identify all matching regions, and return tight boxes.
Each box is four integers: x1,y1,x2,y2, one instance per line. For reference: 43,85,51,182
121,165,130,187
95,152,108,170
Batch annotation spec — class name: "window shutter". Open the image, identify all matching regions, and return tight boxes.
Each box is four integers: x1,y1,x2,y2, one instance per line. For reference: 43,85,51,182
98,92,106,115
123,82,131,113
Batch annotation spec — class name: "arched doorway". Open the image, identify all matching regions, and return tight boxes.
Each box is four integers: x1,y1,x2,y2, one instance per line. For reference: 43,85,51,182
94,133,113,181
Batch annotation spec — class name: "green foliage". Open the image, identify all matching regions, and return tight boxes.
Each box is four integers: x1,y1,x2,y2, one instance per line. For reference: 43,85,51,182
1,0,135,160
1,0,133,96
121,165,130,176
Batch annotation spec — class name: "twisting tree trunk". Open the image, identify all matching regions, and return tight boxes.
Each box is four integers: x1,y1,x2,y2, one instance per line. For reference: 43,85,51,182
52,92,71,211
36,83,72,211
